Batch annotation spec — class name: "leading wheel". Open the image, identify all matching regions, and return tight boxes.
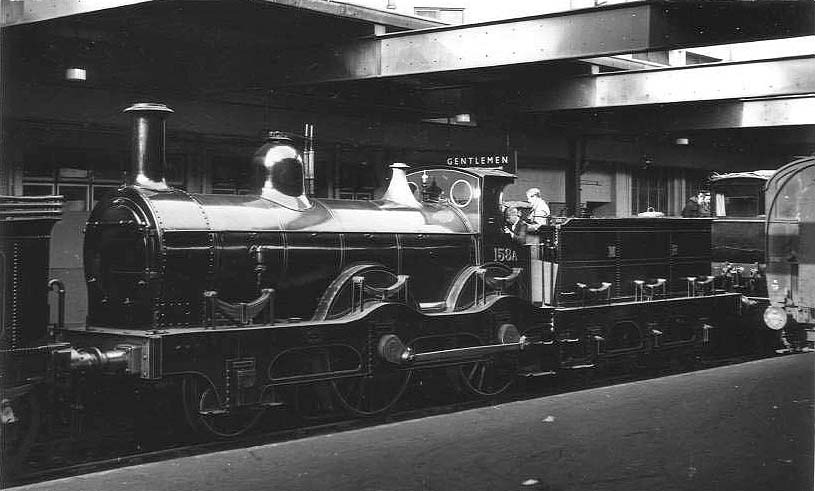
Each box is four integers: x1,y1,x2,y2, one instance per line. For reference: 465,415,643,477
180,376,264,438
0,388,41,474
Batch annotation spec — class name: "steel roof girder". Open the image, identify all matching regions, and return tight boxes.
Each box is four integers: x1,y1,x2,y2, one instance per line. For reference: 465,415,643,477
281,4,658,85
522,56,815,112
552,96,815,134
0,0,441,29
1,0,150,26
275,2,814,86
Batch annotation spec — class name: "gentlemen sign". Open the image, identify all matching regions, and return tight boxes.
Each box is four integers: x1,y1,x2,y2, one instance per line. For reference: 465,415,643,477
446,155,510,168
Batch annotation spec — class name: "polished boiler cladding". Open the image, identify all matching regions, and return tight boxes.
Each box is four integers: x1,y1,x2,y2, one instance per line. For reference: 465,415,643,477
83,186,475,328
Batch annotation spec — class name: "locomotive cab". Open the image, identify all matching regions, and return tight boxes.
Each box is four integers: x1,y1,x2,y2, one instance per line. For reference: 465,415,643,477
406,166,516,253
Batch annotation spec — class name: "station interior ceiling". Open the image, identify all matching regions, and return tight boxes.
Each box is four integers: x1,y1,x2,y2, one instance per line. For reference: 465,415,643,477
2,0,814,170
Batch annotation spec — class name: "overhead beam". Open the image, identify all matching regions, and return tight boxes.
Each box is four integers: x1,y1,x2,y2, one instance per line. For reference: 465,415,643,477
1,0,150,26
548,96,815,136
0,0,441,29
522,56,815,112
275,1,814,86
666,96,815,131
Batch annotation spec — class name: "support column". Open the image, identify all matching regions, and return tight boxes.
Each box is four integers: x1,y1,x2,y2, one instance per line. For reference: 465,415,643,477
566,136,585,217
0,128,23,195
0,145,10,195
614,164,632,217
670,174,686,216
199,149,214,194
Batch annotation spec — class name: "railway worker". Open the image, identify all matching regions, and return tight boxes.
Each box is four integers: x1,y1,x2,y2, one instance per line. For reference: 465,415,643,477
681,193,701,217
698,191,711,216
504,205,527,242
525,187,550,232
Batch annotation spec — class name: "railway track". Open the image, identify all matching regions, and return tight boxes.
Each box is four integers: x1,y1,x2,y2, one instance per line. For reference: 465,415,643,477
5,350,776,489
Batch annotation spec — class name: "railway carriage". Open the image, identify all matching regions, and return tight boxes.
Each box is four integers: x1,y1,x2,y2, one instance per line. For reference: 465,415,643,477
709,170,775,297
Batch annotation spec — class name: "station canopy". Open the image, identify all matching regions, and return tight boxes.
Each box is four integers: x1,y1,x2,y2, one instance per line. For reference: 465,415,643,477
2,0,814,150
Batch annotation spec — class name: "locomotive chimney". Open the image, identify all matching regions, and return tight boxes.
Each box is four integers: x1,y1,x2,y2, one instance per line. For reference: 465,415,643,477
124,102,173,190
381,163,422,209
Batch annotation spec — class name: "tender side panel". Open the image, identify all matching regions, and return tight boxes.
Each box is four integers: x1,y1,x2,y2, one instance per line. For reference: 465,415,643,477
555,219,713,300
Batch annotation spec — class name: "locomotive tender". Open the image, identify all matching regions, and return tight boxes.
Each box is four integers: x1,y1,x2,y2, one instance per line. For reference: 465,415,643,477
0,196,65,470
9,103,748,446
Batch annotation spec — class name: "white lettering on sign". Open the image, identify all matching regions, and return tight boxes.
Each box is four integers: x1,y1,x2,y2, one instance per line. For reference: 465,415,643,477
493,247,518,263
446,155,510,168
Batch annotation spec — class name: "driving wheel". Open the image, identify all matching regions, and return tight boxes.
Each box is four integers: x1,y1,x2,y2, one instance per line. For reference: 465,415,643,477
330,338,412,416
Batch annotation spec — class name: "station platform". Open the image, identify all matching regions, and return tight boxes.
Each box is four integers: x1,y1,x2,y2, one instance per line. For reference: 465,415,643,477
9,354,813,491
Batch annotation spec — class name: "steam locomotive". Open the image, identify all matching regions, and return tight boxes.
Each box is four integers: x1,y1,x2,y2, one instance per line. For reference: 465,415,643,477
3,103,754,468
762,156,815,349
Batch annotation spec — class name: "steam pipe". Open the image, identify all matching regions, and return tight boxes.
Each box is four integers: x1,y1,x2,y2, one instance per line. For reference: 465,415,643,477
124,103,174,190
57,347,130,372
303,123,315,196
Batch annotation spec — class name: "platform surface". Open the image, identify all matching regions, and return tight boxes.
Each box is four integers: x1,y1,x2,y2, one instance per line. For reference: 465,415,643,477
10,354,814,491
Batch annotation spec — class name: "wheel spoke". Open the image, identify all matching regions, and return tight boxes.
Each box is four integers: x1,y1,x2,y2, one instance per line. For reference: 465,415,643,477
466,363,478,381
355,378,367,410
459,357,515,398
332,369,411,417
477,364,487,389
180,376,263,438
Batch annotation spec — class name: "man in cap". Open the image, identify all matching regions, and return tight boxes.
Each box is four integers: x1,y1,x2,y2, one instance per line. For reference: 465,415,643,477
525,187,550,232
